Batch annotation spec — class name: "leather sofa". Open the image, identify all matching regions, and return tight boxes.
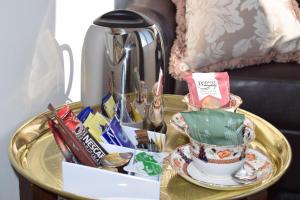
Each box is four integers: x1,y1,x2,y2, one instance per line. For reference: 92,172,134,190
116,1,300,199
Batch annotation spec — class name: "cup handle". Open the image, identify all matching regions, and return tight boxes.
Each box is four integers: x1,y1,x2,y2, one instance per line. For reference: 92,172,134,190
243,118,256,143
59,44,74,100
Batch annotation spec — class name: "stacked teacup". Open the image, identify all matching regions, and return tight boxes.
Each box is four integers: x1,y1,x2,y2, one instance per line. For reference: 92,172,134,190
181,109,255,177
171,72,255,178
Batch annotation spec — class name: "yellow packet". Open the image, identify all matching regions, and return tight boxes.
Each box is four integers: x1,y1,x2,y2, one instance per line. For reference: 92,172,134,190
84,112,108,142
131,103,143,122
83,113,94,127
103,95,116,119
83,113,101,142
93,112,109,127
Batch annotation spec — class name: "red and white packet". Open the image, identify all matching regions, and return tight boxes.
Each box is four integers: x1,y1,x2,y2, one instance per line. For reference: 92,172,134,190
183,72,230,109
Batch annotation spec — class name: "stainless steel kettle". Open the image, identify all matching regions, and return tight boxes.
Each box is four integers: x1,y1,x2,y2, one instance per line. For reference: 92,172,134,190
81,10,165,129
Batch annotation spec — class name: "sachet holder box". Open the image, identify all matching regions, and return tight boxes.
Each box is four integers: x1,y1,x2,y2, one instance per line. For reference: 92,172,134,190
62,125,166,200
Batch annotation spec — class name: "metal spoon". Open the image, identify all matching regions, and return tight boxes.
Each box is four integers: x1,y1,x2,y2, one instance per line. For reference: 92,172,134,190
100,152,133,168
232,162,257,184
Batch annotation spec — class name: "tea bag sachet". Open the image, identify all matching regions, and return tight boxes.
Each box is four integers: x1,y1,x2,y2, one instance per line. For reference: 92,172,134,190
180,109,245,146
83,112,108,142
101,93,116,119
102,117,135,148
77,106,93,123
123,151,168,181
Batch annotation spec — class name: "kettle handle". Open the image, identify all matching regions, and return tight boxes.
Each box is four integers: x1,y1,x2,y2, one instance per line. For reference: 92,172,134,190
59,44,74,100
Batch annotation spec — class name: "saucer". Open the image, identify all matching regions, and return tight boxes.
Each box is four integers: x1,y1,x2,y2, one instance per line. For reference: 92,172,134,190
170,144,272,190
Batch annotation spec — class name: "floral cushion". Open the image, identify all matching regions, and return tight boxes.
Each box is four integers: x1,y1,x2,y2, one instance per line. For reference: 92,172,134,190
170,0,300,79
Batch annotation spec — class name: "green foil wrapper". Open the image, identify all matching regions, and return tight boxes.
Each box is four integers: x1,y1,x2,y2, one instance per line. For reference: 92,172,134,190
180,109,245,146
135,152,162,176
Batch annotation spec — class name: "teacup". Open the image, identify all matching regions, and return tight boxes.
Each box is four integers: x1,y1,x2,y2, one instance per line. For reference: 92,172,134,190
187,118,255,177
183,93,242,112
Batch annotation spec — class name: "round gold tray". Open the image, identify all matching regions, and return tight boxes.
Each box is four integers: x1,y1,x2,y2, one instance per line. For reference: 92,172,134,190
9,95,291,200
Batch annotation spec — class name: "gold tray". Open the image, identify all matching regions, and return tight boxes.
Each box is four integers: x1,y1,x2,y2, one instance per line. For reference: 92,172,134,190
9,95,291,200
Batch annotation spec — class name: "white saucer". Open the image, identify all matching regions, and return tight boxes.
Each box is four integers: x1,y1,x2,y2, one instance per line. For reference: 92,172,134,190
170,145,272,190
187,162,239,186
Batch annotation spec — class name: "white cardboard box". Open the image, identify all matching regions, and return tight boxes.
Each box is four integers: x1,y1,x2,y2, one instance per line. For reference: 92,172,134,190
62,126,166,200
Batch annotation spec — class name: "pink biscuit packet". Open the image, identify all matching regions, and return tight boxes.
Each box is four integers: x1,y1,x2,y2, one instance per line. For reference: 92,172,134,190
183,72,230,109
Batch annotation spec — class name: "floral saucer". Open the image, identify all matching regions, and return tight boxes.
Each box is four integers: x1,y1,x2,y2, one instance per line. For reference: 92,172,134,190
170,145,272,190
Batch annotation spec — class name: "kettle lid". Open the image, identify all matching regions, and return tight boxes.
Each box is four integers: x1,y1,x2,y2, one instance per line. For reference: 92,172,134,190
93,10,152,28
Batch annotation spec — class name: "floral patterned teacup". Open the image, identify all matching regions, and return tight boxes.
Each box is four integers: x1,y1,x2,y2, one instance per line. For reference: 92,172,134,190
187,118,255,177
